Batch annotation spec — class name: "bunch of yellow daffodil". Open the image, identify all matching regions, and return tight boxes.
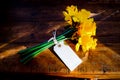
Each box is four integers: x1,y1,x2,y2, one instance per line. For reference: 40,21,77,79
18,5,97,64
63,5,97,52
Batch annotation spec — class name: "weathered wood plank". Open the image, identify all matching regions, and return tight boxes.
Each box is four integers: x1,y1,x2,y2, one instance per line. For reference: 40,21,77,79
0,1,120,79
0,41,120,79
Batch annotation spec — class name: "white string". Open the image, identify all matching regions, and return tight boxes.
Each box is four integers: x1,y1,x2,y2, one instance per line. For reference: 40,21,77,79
48,30,59,45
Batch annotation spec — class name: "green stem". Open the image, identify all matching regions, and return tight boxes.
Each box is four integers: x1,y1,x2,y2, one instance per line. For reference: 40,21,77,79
21,42,54,64
19,28,73,56
20,35,65,57
19,27,75,63
21,37,67,64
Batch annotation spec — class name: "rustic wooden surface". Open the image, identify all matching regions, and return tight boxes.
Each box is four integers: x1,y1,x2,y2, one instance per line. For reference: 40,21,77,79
0,0,120,80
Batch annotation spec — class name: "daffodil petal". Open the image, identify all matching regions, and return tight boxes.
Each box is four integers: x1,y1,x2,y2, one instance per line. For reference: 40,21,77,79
75,43,80,51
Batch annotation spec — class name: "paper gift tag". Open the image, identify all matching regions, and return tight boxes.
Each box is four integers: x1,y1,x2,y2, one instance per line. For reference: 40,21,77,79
53,41,82,71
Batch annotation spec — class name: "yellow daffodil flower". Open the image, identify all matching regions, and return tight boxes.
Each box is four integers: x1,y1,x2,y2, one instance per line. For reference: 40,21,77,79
75,35,97,52
77,18,96,36
76,18,97,52
63,5,97,52
63,5,78,25
76,9,91,23
63,5,91,25
66,5,78,16
63,11,73,25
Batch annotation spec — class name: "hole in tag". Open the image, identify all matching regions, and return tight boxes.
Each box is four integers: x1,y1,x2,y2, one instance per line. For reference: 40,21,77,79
58,44,61,47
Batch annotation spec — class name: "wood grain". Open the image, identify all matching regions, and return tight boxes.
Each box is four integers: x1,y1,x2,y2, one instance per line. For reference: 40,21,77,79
0,1,120,79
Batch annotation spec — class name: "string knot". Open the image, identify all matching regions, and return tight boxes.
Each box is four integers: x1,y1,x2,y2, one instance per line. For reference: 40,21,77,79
48,30,59,45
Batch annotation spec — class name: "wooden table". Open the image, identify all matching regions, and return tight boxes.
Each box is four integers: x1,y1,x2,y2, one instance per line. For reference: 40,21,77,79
0,39,120,80
0,1,120,80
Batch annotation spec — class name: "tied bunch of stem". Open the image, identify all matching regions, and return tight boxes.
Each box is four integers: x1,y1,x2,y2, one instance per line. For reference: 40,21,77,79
18,27,75,64
18,5,97,64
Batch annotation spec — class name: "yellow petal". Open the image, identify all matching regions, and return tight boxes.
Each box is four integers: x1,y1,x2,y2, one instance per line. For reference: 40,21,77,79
72,16,79,22
75,43,80,51
92,22,96,35
91,39,97,49
63,11,68,16
78,37,82,44
81,9,91,18
66,5,77,16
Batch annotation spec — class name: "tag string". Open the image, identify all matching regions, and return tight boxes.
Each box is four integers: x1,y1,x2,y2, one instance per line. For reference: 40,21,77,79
48,30,59,45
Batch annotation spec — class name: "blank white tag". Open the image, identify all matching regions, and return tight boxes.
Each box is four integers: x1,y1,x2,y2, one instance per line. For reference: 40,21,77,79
53,41,82,71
